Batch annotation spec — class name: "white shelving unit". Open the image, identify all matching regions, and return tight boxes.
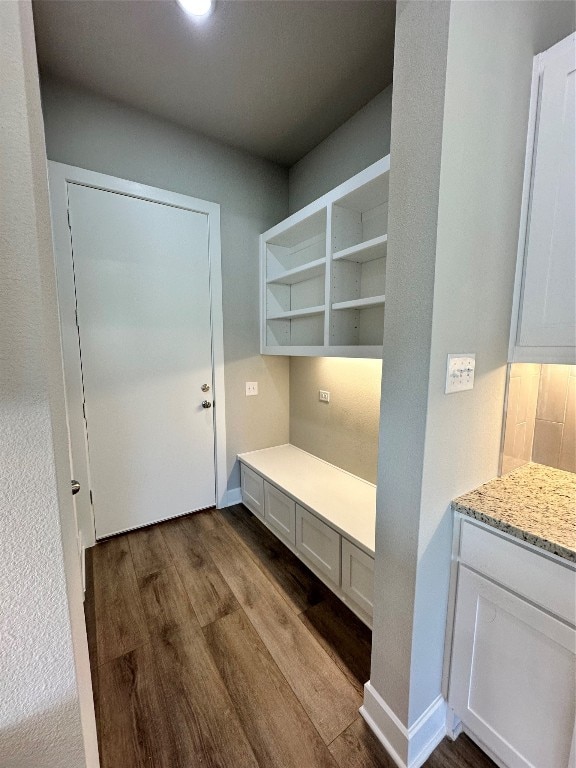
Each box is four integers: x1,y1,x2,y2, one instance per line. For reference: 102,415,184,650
260,157,390,357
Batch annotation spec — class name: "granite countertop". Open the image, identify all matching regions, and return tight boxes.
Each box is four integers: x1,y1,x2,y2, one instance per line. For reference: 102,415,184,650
452,463,576,563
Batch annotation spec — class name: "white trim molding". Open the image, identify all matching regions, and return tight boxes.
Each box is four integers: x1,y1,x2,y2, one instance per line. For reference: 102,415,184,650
220,486,242,508
360,682,447,768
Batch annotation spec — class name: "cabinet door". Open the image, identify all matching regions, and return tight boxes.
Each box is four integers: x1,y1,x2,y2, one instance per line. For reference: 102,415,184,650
295,505,340,586
518,34,575,355
449,566,576,768
341,539,374,618
264,482,296,545
240,465,264,519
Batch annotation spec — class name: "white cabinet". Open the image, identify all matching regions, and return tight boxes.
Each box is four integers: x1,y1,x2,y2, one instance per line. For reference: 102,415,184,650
260,157,389,358
240,464,264,519
510,32,576,364
264,482,295,546
448,518,576,768
295,504,341,586
237,445,375,625
341,539,374,617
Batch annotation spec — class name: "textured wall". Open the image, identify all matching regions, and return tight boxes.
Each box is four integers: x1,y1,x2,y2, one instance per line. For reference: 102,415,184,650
370,0,576,736
288,84,393,213
0,4,97,766
289,357,381,483
285,82,392,481
370,0,451,729
40,77,290,493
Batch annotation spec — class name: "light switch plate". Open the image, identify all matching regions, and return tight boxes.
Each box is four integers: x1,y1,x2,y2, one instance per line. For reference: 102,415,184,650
445,354,475,393
319,390,330,403
246,382,258,396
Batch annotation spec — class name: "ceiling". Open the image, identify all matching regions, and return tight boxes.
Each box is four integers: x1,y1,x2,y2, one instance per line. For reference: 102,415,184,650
32,0,396,166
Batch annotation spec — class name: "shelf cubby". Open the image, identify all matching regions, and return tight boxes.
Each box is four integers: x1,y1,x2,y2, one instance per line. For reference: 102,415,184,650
331,173,389,255
260,156,389,357
330,304,385,348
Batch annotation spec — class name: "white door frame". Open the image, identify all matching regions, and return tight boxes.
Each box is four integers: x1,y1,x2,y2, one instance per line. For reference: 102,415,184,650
48,162,228,548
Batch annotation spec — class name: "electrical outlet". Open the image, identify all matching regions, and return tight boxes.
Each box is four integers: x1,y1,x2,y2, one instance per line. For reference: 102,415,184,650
245,382,258,396
445,354,475,393
319,390,330,403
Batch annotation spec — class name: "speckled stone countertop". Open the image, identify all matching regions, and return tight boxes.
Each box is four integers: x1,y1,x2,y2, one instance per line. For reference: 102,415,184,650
452,463,576,563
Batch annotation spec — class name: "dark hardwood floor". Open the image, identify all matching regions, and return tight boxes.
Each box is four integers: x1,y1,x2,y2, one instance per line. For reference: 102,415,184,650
85,504,496,768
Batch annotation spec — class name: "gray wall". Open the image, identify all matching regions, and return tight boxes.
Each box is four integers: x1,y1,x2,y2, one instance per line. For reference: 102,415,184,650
40,78,291,493
0,3,97,765
370,0,576,739
287,87,392,481
290,357,382,483
288,84,392,213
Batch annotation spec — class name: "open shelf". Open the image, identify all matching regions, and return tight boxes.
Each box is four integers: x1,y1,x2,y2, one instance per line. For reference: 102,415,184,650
267,306,325,320
333,234,387,264
260,156,389,358
267,257,326,285
330,304,385,348
332,295,385,311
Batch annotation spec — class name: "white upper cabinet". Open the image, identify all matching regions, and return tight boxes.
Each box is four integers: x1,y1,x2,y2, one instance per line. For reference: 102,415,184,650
260,157,389,358
510,33,576,364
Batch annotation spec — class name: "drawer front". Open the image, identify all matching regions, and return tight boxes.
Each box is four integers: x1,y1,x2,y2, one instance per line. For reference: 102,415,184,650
264,482,296,545
460,519,576,625
295,504,340,586
341,539,374,618
240,464,264,519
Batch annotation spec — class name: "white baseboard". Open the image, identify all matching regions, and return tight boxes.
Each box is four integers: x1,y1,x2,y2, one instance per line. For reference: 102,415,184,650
360,681,447,768
219,487,242,508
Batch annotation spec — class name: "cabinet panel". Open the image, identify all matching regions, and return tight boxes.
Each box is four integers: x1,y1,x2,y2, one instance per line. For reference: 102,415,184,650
460,520,576,625
519,40,575,350
511,34,576,363
295,504,341,585
450,566,576,768
241,464,264,519
264,482,296,546
341,539,374,617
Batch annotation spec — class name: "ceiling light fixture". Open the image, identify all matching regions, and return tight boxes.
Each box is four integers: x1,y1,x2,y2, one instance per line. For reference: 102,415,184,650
177,0,213,18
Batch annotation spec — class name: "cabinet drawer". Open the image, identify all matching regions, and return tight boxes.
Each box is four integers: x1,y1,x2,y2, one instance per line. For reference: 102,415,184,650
460,520,575,625
341,539,374,618
295,504,340,586
240,464,264,519
264,482,296,545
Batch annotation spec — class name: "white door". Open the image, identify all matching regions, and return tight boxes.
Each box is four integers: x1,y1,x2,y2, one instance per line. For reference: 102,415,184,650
519,33,575,351
66,182,216,538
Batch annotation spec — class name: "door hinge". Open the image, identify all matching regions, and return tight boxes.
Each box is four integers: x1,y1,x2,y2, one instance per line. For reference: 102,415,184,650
89,490,93,506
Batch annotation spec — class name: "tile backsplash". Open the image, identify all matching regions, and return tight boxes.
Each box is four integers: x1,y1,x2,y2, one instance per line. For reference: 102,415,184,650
502,364,575,475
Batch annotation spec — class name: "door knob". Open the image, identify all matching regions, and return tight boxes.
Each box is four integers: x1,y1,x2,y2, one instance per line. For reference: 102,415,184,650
71,480,81,495
201,400,212,409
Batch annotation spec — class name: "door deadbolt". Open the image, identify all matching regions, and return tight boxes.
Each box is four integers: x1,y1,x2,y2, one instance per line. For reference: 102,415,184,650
201,400,212,409
201,383,210,392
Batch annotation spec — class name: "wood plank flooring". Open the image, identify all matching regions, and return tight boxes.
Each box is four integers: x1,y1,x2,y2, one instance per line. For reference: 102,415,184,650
86,504,496,768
